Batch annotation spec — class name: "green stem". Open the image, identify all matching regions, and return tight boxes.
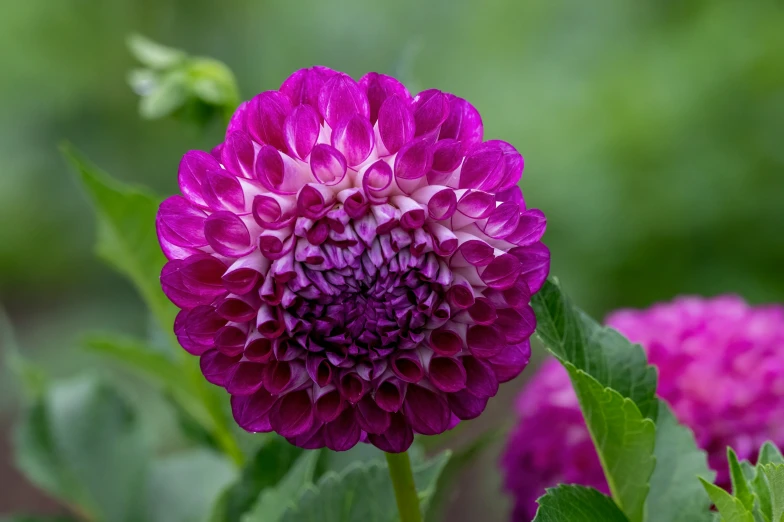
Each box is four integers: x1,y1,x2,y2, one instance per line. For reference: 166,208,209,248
386,451,422,522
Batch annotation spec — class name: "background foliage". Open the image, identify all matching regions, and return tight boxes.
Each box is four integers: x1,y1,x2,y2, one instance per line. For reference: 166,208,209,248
1,0,783,520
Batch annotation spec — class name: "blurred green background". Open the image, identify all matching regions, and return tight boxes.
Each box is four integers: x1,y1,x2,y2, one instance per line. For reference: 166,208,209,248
1,0,782,519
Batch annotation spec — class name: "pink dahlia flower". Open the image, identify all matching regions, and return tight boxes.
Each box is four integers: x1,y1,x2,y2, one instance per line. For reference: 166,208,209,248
156,67,550,452
502,295,784,521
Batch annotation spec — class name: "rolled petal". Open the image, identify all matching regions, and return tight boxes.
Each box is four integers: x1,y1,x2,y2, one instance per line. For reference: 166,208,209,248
367,413,414,453
269,390,314,438
359,72,411,123
402,385,451,435
231,389,276,432
221,131,256,178
284,104,320,159
412,89,450,137
204,211,254,256
310,144,348,186
377,94,415,155
247,90,291,151
440,95,483,151
318,73,369,128
324,408,362,451
354,395,391,434
178,150,221,208
200,349,240,387
331,114,375,166
280,66,337,110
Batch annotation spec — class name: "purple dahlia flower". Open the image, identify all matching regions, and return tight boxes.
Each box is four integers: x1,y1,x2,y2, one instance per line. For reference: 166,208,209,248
502,295,784,521
156,67,550,452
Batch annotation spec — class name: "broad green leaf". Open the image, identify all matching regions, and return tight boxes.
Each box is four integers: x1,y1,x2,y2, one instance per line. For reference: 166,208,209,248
646,401,715,522
701,478,755,522
211,437,303,522
83,334,212,430
532,279,658,419
566,366,655,522
127,34,186,69
533,485,629,522
761,465,784,522
243,450,321,522
145,449,237,522
729,448,756,512
278,451,451,522
62,145,175,335
759,443,784,466
139,71,189,119
15,378,150,522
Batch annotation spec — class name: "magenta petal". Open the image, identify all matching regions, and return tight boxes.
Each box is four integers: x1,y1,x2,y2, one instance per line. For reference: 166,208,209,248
447,389,488,420
481,254,523,290
280,66,337,110
157,196,208,248
459,142,506,190
199,349,240,387
247,90,291,151
284,104,320,159
331,114,374,167
394,137,433,180
440,95,483,151
359,72,411,123
496,306,536,344
178,150,221,208
318,73,369,129
402,385,451,435
463,355,499,399
509,243,551,294
176,306,226,355
314,388,343,422
378,94,415,155
488,340,531,383
429,328,464,356
204,211,253,256
324,408,361,451
226,101,249,136
221,131,255,178
367,413,414,453
231,389,276,432
484,202,521,239
270,390,314,438
310,144,348,185
490,140,524,191
226,361,265,395
375,379,406,413
355,395,391,434
429,357,467,393
467,325,504,358
412,89,450,137
202,170,246,213
430,139,463,174
214,325,247,356
338,371,369,404
391,352,424,383
287,422,325,450
507,209,547,246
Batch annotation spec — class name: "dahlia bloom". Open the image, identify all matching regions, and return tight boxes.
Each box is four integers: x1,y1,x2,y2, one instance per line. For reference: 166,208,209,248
502,295,784,521
156,66,550,452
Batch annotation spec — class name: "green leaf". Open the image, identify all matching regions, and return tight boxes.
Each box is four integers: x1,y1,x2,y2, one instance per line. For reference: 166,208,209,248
1,304,47,399
761,465,784,522
532,485,629,522
139,70,189,119
566,366,655,522
646,401,715,522
127,34,186,69
211,437,303,522
145,449,237,522
759,443,784,466
701,478,755,522
729,448,756,512
243,450,322,522
62,145,175,335
277,451,451,522
14,377,150,522
531,278,658,419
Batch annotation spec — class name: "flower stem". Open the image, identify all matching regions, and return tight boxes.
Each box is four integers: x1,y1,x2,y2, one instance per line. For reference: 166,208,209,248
385,451,422,522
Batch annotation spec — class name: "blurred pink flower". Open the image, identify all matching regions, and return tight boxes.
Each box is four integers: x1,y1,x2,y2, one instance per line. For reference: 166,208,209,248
502,295,784,520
